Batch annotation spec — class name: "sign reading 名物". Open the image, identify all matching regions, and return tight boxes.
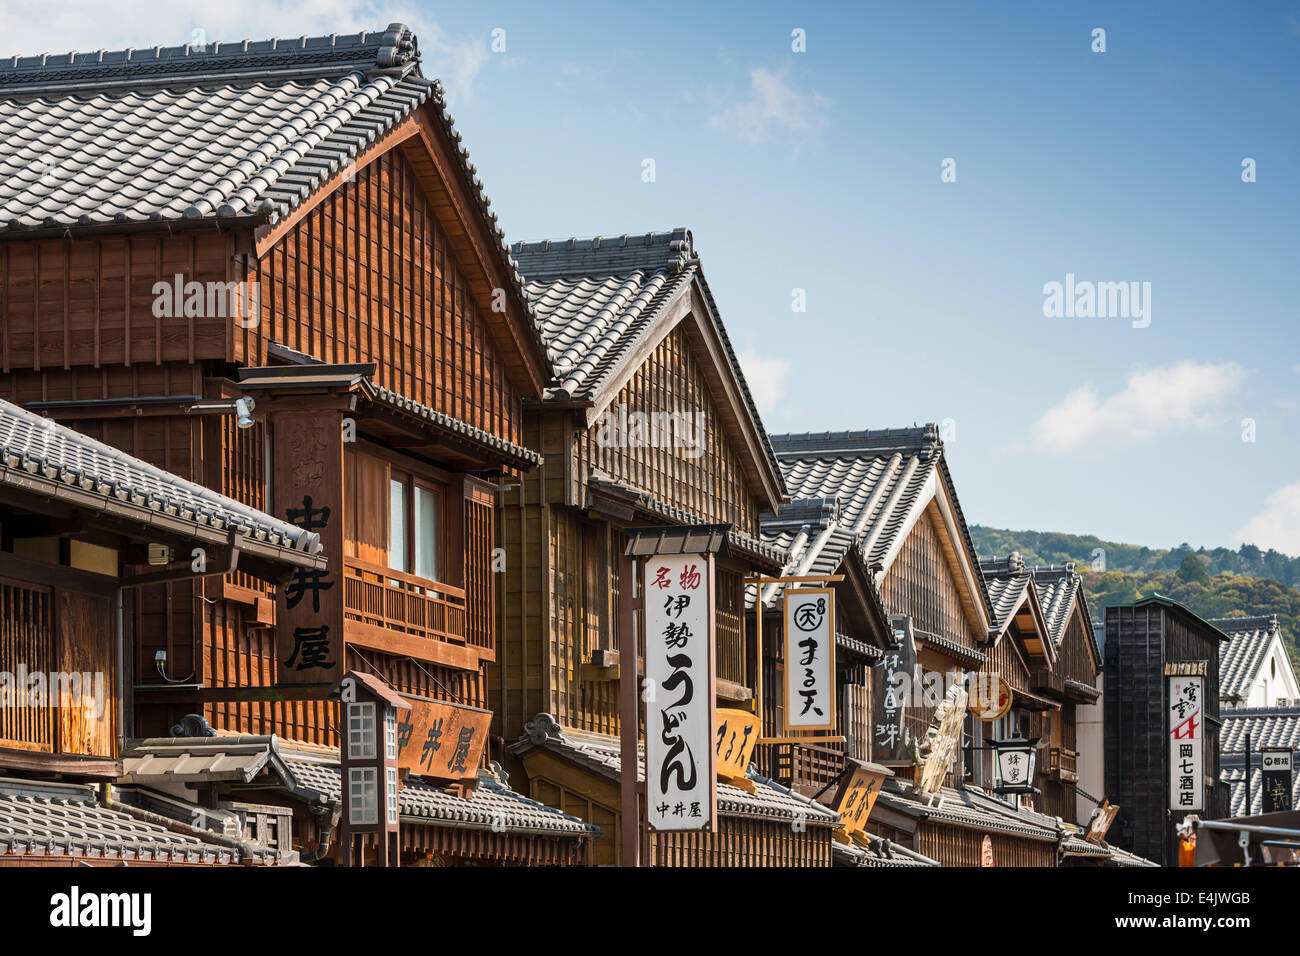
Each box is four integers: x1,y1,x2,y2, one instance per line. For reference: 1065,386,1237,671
644,553,716,831
1168,675,1204,812
396,697,492,781
715,708,760,783
783,587,835,732
1261,749,1294,814
275,410,344,685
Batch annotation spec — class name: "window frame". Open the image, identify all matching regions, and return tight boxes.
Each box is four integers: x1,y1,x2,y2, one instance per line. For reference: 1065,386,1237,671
347,702,376,760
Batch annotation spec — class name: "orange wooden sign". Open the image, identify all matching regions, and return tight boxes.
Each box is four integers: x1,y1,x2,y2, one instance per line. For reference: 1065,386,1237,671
834,764,890,836
396,697,492,781
1085,799,1119,844
715,708,760,783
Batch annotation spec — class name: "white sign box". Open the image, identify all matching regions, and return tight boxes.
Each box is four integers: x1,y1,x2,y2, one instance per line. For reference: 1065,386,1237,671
643,553,716,831
783,588,836,732
1168,675,1204,812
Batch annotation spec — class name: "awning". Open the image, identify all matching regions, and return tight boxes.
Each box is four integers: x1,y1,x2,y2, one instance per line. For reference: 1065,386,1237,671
622,523,732,557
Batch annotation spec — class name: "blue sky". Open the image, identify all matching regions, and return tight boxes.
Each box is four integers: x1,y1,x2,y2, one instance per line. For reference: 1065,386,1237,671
5,1,1297,553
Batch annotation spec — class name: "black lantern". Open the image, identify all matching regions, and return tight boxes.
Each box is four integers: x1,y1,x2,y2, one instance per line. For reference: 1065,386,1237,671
991,737,1039,794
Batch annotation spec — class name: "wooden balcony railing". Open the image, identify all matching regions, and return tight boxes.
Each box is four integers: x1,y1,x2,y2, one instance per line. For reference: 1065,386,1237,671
1047,747,1079,783
343,559,468,647
774,739,848,796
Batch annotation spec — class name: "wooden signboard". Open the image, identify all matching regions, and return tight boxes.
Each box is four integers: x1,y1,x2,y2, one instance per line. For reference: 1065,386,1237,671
981,834,994,867
873,620,917,763
1084,799,1119,844
715,708,760,783
917,683,968,796
1261,749,1293,814
833,763,891,837
969,673,1012,722
274,408,345,685
1168,675,1204,812
644,553,716,831
396,697,492,781
783,587,836,732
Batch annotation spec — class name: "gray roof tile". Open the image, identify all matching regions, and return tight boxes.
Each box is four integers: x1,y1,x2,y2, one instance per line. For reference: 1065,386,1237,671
0,397,320,558
508,723,841,826
0,26,545,359
0,778,241,863
283,760,597,837
1211,615,1285,704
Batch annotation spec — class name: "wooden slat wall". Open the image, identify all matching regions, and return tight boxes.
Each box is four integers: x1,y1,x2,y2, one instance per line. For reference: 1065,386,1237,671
575,325,761,536
238,148,521,448
880,509,981,652
0,580,53,751
917,823,1058,867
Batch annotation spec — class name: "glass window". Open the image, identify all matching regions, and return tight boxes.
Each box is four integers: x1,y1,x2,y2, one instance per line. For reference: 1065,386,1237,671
414,485,440,581
347,702,375,760
384,708,397,760
389,478,408,572
348,767,377,825
386,766,399,825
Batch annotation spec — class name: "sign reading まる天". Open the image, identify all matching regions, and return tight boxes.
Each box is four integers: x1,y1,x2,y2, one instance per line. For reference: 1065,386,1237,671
783,588,835,732
644,553,716,831
1168,675,1204,812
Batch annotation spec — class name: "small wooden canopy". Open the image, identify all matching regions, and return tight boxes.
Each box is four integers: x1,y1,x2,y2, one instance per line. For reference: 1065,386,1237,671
622,523,732,557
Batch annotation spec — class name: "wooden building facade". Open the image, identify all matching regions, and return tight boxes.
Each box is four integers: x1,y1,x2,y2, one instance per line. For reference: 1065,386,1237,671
1104,596,1230,865
495,230,845,865
0,25,598,865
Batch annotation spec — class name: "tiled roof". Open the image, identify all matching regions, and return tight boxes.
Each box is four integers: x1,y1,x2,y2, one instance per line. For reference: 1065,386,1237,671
1107,845,1160,867
833,834,939,867
0,397,322,561
982,556,1097,662
983,574,1030,632
1220,706,1300,752
588,470,786,566
282,760,597,838
368,385,543,468
0,778,241,864
1060,833,1111,859
1032,564,1088,647
0,26,545,362
876,783,1061,842
761,428,993,627
1211,615,1284,704
512,229,784,494
508,722,841,827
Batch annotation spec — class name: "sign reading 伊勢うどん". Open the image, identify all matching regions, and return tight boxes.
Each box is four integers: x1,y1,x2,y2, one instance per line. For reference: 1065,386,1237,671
644,553,716,831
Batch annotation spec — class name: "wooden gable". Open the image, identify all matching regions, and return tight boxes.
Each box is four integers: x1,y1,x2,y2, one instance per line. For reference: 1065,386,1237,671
880,506,984,654
575,323,766,537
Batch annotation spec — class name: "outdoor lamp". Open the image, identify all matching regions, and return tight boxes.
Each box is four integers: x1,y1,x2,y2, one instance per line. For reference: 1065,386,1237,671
991,737,1039,794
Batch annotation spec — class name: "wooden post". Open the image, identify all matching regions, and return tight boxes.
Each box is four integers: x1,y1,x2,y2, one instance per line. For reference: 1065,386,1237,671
619,551,640,867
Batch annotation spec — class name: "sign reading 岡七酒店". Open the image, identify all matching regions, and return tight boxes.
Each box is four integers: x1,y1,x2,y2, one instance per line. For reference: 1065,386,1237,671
783,588,835,732
1168,675,1204,812
396,697,492,781
644,553,716,831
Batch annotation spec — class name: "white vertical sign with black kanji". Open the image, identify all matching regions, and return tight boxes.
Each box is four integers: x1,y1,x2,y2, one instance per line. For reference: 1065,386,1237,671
643,553,715,831
783,588,835,732
1168,675,1204,812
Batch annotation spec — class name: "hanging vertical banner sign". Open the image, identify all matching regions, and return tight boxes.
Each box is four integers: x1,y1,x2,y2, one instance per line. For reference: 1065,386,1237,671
644,553,716,831
1168,675,1204,812
783,587,836,732
1260,749,1293,814
872,620,917,763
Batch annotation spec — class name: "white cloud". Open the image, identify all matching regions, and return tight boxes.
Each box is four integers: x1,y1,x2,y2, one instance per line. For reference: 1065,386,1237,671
1234,482,1300,557
0,3,488,103
1030,360,1245,452
708,66,828,144
737,350,790,412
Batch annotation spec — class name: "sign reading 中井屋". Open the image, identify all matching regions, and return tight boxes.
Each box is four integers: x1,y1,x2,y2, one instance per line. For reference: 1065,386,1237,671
783,588,835,732
644,553,716,831
1168,675,1204,812
395,697,492,781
